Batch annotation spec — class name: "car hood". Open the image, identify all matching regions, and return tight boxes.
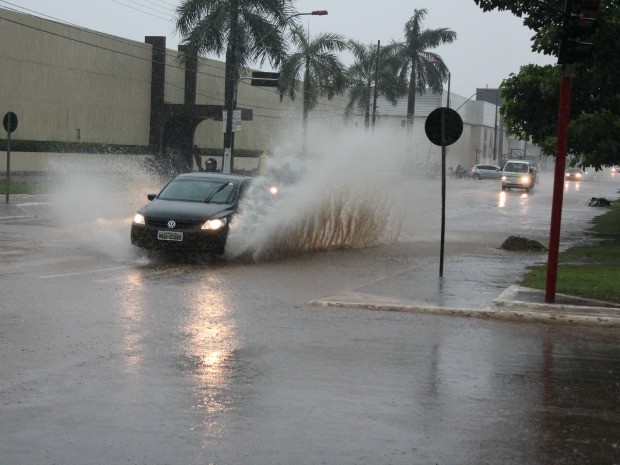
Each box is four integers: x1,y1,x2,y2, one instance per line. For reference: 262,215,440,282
139,199,236,221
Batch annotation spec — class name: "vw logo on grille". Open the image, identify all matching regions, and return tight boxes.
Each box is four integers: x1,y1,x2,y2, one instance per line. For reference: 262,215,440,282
167,220,177,229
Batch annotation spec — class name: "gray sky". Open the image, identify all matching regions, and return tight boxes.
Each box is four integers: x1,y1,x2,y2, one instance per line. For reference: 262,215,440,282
2,0,556,96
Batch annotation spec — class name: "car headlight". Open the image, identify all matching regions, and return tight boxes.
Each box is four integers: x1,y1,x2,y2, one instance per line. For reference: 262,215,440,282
501,175,507,181
201,217,228,230
133,213,145,225
520,175,530,183
269,186,279,195
576,173,581,178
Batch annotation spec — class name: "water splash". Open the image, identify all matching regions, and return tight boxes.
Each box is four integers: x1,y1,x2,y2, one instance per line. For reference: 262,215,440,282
46,154,164,262
42,122,435,263
225,125,419,261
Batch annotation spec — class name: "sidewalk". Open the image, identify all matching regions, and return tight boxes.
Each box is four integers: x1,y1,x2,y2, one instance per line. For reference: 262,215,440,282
311,252,620,328
0,196,40,220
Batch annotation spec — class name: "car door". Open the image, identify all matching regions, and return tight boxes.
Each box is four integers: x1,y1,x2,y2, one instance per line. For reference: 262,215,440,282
478,165,491,178
489,165,502,179
480,165,500,179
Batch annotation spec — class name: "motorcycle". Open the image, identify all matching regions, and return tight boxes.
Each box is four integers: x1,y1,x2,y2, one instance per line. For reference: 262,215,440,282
450,166,471,179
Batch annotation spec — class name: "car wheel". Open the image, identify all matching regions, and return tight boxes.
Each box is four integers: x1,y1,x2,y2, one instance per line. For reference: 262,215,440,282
501,185,506,191
525,187,530,192
473,174,481,180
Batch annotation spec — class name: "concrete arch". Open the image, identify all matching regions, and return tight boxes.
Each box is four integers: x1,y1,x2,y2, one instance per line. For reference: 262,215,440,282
145,36,252,171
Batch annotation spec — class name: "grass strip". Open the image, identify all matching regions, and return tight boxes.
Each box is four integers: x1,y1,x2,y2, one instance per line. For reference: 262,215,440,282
0,179,44,195
519,201,620,304
521,264,620,303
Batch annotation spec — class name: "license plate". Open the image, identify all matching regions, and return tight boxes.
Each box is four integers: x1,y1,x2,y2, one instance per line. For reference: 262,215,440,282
157,230,183,241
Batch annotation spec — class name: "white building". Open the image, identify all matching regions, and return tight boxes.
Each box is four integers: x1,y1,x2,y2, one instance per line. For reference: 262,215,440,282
354,88,539,171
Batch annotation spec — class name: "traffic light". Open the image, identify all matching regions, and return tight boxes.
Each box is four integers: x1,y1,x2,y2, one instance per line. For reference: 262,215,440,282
250,71,280,87
558,0,600,64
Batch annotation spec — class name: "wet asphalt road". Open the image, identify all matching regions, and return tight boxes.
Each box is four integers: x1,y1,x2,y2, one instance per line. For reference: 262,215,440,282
1,170,620,465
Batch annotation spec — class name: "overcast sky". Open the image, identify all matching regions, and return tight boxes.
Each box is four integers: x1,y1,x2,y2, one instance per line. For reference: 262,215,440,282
2,0,556,96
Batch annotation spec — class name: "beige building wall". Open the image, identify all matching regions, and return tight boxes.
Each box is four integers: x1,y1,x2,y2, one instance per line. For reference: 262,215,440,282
0,7,347,171
0,8,152,146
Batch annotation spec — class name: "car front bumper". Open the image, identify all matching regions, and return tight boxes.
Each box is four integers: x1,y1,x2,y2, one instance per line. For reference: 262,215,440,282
502,176,534,189
130,223,228,253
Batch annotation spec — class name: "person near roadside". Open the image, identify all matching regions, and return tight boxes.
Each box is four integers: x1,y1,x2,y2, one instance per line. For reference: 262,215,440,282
193,145,202,171
205,157,219,172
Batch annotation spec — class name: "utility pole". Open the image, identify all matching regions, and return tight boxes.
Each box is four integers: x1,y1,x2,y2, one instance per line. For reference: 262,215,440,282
222,0,240,174
371,40,380,129
545,0,599,303
492,95,499,162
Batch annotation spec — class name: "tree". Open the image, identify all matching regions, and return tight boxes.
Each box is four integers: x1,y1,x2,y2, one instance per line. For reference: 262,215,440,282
499,64,560,156
344,41,407,129
473,1,564,55
175,0,294,164
474,0,620,168
278,23,348,153
390,9,456,131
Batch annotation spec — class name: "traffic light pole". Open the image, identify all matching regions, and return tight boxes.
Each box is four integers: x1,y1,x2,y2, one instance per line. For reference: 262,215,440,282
545,64,574,303
222,10,328,173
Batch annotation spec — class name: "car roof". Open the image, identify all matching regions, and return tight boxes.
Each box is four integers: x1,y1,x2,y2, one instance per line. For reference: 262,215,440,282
174,172,252,182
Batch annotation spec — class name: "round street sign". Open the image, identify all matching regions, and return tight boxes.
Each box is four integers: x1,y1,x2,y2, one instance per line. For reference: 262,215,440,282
3,112,18,133
425,107,463,146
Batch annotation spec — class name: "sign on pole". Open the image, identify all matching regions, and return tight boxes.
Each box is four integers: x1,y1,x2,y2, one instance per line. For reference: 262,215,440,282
424,107,463,146
3,112,18,204
3,112,18,133
222,110,242,132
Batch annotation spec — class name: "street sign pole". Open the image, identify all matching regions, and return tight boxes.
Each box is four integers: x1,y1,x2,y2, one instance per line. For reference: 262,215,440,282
5,119,11,204
440,111,446,277
424,106,463,278
3,112,18,204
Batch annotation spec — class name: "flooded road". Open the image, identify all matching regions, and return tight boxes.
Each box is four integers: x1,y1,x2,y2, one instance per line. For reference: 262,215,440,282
1,170,619,464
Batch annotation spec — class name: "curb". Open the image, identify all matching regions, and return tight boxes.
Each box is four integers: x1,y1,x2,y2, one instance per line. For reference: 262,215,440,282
309,287,620,328
490,285,620,327
0,215,36,221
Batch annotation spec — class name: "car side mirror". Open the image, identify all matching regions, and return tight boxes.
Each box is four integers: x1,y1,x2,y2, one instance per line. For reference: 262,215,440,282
147,193,156,201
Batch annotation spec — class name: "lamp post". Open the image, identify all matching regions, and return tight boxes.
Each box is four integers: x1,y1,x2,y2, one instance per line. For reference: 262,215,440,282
446,72,451,108
455,92,477,111
371,40,380,129
223,9,328,173
426,60,451,108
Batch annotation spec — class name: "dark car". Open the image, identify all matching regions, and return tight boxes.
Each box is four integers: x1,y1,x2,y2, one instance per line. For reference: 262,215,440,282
470,164,502,180
131,172,252,254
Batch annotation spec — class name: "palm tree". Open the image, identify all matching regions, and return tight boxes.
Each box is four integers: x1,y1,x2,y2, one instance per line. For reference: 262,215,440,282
345,40,407,129
278,23,348,153
391,8,456,131
175,0,294,168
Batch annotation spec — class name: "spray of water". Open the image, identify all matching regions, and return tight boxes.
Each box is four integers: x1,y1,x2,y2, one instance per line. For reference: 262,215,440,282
44,122,438,263
225,123,429,261
47,154,164,262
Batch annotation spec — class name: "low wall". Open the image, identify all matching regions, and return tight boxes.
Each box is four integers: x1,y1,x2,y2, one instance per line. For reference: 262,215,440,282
0,151,260,174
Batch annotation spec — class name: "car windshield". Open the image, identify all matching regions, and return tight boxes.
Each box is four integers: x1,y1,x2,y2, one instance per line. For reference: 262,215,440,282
158,179,238,204
504,162,528,173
